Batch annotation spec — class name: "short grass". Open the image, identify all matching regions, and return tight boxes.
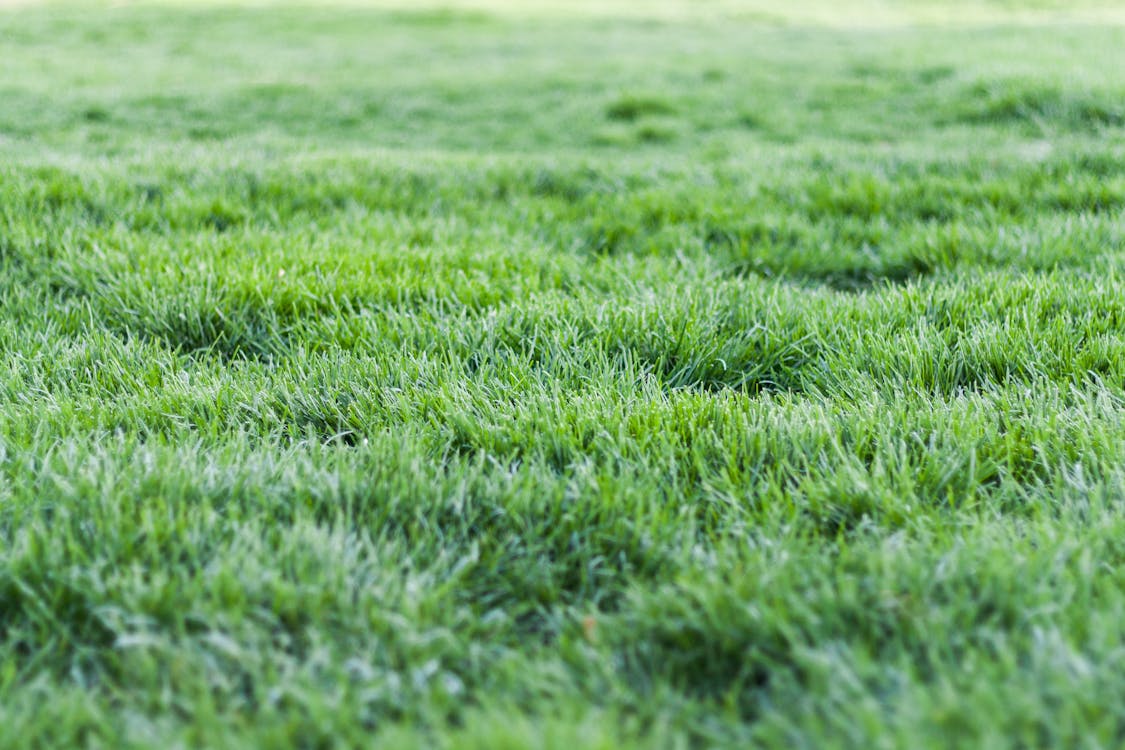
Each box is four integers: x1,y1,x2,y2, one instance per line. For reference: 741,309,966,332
2,1,1125,747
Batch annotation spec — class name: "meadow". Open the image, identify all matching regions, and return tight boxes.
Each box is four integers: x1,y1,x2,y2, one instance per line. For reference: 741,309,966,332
1,1,1124,746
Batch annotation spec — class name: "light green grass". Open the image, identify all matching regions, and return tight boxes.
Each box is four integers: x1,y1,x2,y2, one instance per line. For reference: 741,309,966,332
1,1,1124,747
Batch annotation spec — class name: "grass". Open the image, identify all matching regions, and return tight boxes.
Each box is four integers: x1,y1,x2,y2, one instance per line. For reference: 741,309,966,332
1,0,1124,746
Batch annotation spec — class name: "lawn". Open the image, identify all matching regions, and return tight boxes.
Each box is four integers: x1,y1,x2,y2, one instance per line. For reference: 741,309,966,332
1,1,1124,747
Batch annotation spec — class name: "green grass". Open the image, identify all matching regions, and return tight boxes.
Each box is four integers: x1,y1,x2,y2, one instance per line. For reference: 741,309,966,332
1,0,1124,746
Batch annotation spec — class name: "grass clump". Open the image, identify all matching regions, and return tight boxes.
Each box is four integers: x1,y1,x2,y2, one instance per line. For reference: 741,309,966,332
605,93,678,122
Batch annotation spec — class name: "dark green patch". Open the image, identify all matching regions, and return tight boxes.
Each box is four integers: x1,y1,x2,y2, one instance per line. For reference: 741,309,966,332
606,94,677,122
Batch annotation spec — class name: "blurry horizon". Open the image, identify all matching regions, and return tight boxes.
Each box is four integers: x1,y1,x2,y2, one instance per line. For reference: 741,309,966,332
4,0,1125,26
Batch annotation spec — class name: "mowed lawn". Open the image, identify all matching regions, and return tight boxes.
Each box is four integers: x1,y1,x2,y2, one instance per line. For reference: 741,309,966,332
1,1,1124,747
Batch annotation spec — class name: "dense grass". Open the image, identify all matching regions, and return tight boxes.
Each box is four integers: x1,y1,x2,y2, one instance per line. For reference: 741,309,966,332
1,1,1124,746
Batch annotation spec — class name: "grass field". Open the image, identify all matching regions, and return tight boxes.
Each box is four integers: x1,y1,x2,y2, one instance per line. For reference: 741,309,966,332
2,1,1124,746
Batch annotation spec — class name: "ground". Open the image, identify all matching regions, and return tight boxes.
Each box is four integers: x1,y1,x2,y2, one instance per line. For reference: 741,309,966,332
1,1,1124,747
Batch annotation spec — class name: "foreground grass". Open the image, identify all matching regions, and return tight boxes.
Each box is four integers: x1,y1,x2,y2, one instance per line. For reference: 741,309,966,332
1,1,1124,747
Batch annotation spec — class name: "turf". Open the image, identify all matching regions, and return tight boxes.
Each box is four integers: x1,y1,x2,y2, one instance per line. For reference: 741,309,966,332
1,1,1124,747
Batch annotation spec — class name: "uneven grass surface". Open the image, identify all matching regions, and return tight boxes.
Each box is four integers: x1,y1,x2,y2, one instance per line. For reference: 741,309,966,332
1,1,1124,747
